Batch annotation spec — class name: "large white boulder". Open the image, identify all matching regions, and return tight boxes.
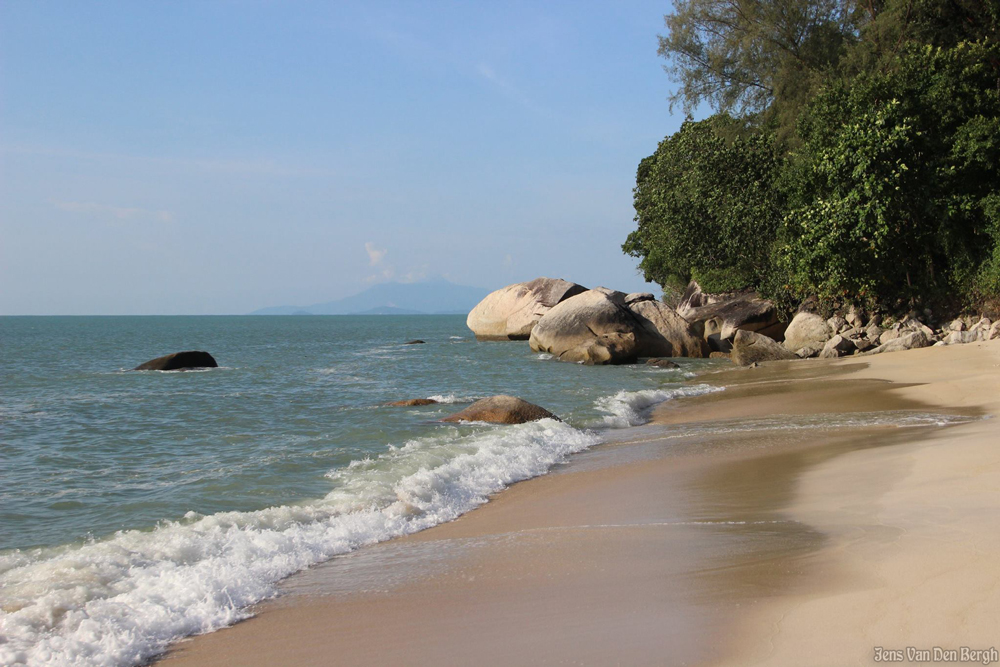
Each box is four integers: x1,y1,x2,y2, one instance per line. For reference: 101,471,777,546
866,330,932,355
528,288,708,365
466,277,587,340
782,312,832,352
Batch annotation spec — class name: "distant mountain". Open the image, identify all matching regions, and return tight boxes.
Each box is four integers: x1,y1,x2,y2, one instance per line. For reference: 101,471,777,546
250,279,490,316
353,306,425,315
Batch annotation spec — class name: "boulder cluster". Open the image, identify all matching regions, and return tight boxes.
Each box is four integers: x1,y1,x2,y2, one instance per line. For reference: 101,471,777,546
781,308,1000,361
467,277,1000,366
467,278,786,365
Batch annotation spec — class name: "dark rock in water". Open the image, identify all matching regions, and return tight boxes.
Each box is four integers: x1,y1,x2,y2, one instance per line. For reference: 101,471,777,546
386,398,438,407
404,340,426,345
134,351,218,371
646,358,680,369
441,395,558,424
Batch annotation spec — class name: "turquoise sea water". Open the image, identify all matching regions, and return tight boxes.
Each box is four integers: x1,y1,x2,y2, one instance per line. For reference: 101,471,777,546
0,315,721,666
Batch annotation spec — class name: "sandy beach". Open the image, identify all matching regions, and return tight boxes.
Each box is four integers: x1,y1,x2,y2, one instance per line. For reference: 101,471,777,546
160,340,1000,666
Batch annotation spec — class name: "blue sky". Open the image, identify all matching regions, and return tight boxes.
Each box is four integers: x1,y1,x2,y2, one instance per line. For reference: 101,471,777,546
1,1,687,315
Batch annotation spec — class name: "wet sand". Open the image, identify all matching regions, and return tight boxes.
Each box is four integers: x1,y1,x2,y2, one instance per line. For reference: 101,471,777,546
160,341,1000,666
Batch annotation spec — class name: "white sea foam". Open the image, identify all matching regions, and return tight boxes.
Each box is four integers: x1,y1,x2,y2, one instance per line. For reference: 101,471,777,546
426,394,482,404
0,419,598,667
593,384,724,428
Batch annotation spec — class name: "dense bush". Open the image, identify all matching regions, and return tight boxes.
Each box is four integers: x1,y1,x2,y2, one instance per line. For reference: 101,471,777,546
780,41,1000,309
623,115,784,294
628,0,1000,315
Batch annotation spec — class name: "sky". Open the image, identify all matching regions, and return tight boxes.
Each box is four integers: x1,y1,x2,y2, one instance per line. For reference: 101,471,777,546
0,1,689,315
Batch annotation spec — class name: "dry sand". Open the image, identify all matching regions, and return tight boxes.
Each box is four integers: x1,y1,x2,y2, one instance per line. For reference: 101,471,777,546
160,340,1000,666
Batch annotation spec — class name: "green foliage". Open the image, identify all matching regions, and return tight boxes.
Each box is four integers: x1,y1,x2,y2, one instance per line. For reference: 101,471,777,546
623,115,784,293
779,41,1000,308
629,0,1000,315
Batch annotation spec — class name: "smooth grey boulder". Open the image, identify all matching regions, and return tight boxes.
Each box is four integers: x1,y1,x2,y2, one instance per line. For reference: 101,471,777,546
879,328,903,345
675,280,727,316
441,395,557,424
900,318,935,338
134,351,218,371
854,338,876,353
827,315,849,334
678,281,785,343
627,298,709,358
866,330,932,355
941,330,979,346
796,346,822,359
782,312,831,353
730,330,797,366
466,277,587,341
845,305,865,328
529,288,708,364
970,317,992,338
819,334,856,358
624,292,655,305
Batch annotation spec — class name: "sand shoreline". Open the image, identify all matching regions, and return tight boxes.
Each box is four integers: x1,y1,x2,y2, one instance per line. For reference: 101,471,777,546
160,341,1000,666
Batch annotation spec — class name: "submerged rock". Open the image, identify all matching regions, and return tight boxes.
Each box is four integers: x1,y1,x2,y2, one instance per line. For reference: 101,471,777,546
730,330,797,366
386,398,438,407
466,277,588,341
404,340,426,345
441,395,558,424
134,351,218,371
646,358,680,369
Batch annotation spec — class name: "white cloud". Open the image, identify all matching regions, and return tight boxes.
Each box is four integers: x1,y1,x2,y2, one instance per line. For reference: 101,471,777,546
54,201,173,223
364,241,387,266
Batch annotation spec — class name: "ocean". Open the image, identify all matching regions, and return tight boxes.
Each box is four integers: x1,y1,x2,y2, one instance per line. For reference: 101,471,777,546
0,315,721,666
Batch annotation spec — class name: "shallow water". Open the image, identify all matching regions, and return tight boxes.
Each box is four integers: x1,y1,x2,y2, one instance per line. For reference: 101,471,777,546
0,315,721,667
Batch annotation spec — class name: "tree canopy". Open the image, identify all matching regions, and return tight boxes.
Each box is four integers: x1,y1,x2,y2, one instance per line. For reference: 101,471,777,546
626,0,1000,315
